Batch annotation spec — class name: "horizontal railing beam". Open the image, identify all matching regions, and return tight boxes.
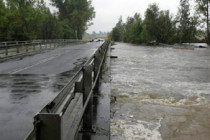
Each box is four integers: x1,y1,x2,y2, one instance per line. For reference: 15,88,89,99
0,39,82,61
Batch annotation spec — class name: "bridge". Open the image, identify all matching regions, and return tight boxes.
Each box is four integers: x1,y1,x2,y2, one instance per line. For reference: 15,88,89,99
0,40,111,140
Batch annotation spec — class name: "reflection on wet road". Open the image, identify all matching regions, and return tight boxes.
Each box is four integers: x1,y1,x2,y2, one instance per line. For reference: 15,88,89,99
111,43,210,140
0,58,86,139
0,42,96,140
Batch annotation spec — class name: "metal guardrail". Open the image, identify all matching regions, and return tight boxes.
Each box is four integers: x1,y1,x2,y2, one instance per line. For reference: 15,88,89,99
0,39,81,60
25,40,110,140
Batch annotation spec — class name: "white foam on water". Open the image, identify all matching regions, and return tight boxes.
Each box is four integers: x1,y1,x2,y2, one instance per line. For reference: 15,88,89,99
111,118,162,140
137,93,209,107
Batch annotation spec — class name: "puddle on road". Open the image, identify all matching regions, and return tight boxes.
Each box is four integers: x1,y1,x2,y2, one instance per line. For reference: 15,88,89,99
0,57,87,140
111,43,210,140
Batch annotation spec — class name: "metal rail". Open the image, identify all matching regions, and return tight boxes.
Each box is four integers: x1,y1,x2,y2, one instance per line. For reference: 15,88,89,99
0,39,81,60
25,40,110,140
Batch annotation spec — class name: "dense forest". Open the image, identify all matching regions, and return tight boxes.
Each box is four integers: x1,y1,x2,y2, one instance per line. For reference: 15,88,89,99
0,0,95,41
111,0,210,44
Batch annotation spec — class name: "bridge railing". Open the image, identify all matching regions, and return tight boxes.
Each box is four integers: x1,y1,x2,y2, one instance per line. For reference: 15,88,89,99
25,40,110,140
0,39,81,60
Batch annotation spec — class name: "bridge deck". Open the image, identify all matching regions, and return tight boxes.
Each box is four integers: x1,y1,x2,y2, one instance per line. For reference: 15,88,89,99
0,42,103,140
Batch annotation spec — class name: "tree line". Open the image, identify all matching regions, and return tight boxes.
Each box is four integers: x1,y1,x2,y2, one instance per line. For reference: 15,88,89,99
0,0,95,41
111,0,210,44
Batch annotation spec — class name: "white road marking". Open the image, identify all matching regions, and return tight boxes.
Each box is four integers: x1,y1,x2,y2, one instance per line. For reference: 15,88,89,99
9,55,60,74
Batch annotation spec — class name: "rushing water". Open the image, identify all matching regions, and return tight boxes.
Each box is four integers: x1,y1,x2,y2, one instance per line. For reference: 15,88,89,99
110,43,210,140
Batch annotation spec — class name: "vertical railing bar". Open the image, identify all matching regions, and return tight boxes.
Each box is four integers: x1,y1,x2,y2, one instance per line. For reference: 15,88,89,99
5,45,8,56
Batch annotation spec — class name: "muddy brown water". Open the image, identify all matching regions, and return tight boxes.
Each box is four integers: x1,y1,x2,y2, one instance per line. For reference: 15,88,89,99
111,43,210,140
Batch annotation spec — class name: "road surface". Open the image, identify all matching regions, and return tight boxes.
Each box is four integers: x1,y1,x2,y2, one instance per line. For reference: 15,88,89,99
0,42,102,74
0,42,102,140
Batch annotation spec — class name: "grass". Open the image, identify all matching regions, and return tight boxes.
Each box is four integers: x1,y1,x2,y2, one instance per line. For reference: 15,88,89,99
111,41,115,46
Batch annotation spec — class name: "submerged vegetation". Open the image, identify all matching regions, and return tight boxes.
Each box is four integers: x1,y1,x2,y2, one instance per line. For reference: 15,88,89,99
111,0,210,44
0,0,95,41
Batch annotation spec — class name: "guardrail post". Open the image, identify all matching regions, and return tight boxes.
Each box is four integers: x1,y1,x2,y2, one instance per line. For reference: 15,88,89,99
16,46,19,54
5,46,8,56
56,41,58,48
33,44,35,51
82,65,94,132
99,50,104,78
15,41,19,54
26,44,28,53
94,52,101,93
34,114,61,140
75,81,83,93
40,43,42,51
49,40,52,49
56,40,58,48
46,40,48,49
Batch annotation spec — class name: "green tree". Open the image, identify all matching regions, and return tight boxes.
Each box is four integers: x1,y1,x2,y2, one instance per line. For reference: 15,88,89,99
157,10,175,43
51,0,95,39
144,3,160,43
111,16,124,41
176,0,198,43
6,0,37,40
195,0,210,43
0,0,94,41
112,27,121,41
123,16,135,42
111,2,198,44
176,0,193,43
4,0,52,40
0,0,8,41
124,13,143,43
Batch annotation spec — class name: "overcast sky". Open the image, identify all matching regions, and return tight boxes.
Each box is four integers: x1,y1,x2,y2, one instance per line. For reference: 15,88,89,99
46,0,195,34
87,0,182,33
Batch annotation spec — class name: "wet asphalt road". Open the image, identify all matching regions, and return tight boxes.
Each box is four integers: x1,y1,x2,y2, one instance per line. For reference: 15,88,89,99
0,42,102,140
0,42,102,74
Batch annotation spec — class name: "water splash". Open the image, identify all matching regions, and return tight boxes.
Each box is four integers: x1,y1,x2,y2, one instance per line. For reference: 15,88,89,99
111,118,162,140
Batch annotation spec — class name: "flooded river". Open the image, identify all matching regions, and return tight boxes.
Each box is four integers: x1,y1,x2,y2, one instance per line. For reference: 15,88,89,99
110,43,210,140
